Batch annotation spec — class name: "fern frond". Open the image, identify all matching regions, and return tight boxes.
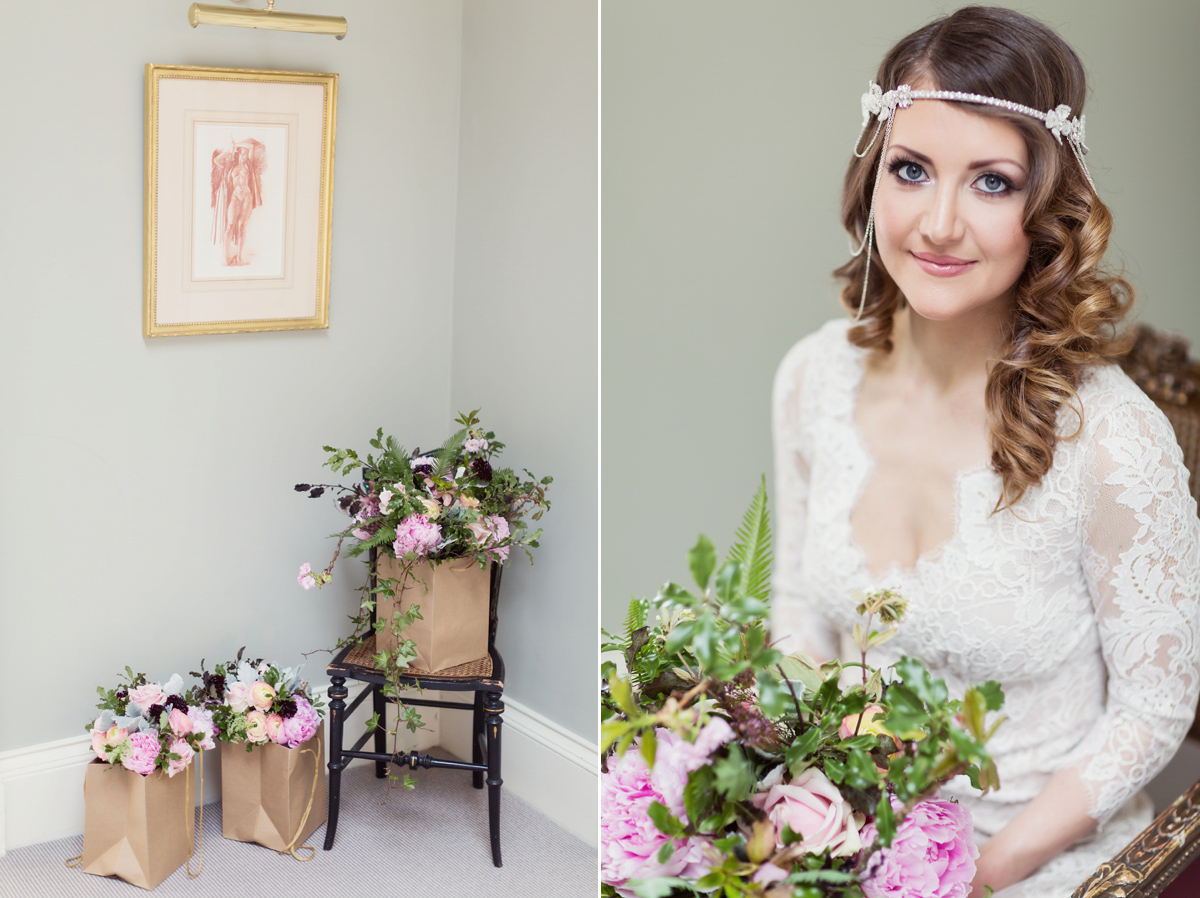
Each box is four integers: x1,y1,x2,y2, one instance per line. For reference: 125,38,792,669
727,476,773,601
624,597,649,642
431,427,468,479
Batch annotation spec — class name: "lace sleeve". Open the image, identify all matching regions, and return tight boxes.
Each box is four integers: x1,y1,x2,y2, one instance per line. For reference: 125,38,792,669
771,339,839,661
1066,397,1200,825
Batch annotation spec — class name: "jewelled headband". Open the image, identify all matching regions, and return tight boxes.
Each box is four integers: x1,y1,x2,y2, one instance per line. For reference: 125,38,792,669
849,81,1095,321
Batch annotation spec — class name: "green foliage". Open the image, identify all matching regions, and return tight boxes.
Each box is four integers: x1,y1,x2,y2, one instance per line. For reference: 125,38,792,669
726,476,773,602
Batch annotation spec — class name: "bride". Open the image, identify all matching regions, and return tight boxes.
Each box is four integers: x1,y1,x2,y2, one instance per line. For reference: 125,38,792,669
771,7,1200,896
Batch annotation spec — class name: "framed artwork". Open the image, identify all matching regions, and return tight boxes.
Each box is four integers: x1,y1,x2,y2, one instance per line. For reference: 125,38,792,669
144,64,337,337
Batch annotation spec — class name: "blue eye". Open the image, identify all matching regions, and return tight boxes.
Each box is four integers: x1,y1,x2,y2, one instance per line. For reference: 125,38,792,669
976,173,1012,195
888,159,926,183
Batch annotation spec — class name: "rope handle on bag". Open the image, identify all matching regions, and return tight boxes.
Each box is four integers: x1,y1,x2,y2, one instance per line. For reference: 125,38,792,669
186,754,204,877
279,738,322,861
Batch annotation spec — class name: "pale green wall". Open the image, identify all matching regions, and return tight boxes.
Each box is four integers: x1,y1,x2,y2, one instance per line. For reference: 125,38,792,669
452,1,597,741
601,1,1200,631
0,0,597,751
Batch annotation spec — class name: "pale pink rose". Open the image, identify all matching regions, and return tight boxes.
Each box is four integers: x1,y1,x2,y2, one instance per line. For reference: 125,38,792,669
168,708,193,737
352,528,371,541
250,681,276,711
128,683,166,713
90,719,108,761
751,767,862,857
105,725,130,747
467,520,491,545
458,495,480,508
166,738,194,778
122,731,161,775
245,710,269,743
226,682,253,713
378,490,394,514
265,713,285,743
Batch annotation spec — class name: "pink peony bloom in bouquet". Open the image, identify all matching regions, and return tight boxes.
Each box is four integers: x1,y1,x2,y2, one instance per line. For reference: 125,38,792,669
860,798,978,898
601,718,734,896
751,765,863,857
122,731,162,776
278,695,321,747
393,514,442,558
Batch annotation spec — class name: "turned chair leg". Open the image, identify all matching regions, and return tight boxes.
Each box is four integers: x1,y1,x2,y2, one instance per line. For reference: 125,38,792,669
484,691,504,867
472,690,485,789
323,676,348,850
373,684,388,778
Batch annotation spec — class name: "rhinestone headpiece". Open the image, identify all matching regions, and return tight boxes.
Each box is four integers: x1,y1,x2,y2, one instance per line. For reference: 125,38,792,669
848,81,1096,321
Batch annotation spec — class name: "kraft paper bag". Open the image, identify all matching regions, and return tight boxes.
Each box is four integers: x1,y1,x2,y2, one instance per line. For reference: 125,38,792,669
220,723,326,855
81,755,197,890
375,555,491,672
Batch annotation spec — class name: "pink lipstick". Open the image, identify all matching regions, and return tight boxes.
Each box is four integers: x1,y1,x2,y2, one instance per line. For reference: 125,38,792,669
911,251,976,277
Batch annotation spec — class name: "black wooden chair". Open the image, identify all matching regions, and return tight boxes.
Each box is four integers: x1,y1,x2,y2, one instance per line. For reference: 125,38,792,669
1071,325,1200,897
323,548,506,866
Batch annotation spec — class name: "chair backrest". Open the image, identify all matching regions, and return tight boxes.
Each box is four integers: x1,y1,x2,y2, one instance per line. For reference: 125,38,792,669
1115,325,1200,743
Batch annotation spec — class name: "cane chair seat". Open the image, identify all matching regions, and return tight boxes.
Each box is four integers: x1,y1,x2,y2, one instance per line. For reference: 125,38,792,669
1071,325,1200,897
333,634,502,685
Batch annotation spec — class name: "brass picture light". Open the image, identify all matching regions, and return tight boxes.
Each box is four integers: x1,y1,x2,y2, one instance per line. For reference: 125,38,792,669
188,1,347,40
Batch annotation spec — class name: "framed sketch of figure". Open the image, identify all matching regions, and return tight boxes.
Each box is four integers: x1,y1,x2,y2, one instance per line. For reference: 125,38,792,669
144,64,337,337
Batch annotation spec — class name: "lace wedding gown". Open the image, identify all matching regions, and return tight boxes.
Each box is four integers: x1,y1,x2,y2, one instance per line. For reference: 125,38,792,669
771,319,1200,897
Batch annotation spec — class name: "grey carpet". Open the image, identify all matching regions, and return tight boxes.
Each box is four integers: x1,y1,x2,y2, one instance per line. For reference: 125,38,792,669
0,762,597,897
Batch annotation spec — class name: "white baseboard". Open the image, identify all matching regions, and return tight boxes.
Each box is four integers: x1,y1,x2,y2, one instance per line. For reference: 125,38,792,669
441,695,597,846
0,685,596,854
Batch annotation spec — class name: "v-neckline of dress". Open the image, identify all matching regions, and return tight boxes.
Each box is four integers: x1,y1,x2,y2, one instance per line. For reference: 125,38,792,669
839,340,992,585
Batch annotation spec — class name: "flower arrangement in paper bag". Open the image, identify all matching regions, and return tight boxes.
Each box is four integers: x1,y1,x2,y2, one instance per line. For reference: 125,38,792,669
600,481,1006,898
189,650,324,750
87,669,213,776
294,410,551,775
295,409,551,592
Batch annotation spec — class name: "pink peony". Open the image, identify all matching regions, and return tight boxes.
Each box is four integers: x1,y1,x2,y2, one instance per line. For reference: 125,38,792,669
861,799,978,898
128,683,167,713
751,766,862,857
297,563,317,590
600,719,734,895
226,682,253,713
166,738,195,778
278,695,321,748
122,731,161,775
393,514,442,558
168,708,193,737
265,713,284,743
250,681,276,711
245,710,269,743
188,706,216,750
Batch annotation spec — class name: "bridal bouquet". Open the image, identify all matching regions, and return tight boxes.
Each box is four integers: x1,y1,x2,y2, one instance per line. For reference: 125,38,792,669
87,669,214,776
601,483,1005,898
189,651,323,750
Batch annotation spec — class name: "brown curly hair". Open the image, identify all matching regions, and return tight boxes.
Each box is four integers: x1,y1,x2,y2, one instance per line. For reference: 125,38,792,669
835,6,1132,511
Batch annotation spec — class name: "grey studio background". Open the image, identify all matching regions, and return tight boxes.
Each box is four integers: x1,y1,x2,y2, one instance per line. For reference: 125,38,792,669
602,0,1200,629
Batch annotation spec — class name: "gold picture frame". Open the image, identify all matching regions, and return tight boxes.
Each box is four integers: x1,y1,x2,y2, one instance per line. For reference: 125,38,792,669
144,64,337,337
